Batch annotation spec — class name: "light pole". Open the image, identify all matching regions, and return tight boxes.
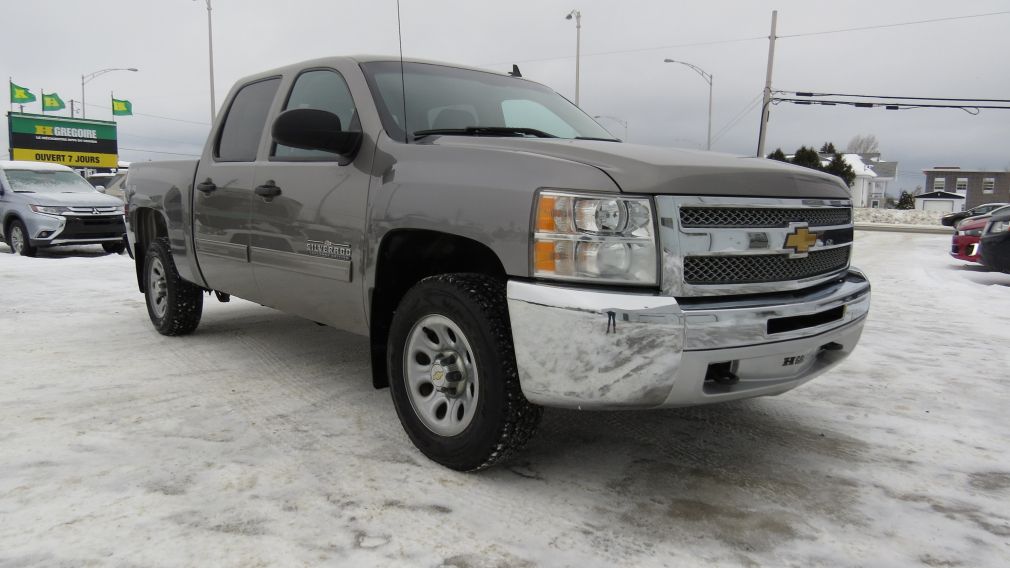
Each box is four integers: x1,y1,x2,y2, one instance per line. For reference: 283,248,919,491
81,68,138,119
663,58,713,151
565,9,581,106
593,115,627,140
195,0,217,121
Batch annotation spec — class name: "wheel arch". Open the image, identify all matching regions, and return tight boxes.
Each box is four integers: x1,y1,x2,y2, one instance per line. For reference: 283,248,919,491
368,228,509,389
131,207,170,293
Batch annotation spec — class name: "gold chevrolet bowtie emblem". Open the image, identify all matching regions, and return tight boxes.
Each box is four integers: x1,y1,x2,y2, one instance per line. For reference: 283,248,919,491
784,226,818,255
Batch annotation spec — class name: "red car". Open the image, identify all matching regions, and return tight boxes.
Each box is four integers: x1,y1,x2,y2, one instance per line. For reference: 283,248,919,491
951,216,989,263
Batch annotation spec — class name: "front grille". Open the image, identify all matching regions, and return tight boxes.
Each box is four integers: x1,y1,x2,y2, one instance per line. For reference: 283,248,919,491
680,207,851,228
684,247,851,285
59,215,126,240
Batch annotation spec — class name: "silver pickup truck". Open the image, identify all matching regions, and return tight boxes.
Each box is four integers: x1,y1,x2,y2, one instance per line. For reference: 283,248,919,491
125,56,870,471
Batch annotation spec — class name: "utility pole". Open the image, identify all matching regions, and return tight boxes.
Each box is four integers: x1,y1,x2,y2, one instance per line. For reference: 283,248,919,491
200,0,217,121
565,10,582,106
756,10,778,158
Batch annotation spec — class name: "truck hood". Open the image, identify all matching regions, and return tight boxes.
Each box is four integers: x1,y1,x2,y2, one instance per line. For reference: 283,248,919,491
18,191,124,208
426,137,851,200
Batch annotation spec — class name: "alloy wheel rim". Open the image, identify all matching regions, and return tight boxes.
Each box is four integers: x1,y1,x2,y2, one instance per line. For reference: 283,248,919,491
149,257,169,318
11,226,24,253
403,314,479,437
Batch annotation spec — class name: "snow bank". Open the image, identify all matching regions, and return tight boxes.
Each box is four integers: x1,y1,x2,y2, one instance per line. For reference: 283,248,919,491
853,207,944,226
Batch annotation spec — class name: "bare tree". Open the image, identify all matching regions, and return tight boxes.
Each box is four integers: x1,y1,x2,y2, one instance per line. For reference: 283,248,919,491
846,134,879,154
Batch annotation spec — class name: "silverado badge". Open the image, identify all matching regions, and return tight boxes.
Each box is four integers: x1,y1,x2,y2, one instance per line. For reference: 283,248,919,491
306,240,352,261
783,224,818,258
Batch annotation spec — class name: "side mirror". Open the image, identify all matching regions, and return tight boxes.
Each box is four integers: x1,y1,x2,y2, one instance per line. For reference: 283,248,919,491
96,186,106,193
272,108,361,157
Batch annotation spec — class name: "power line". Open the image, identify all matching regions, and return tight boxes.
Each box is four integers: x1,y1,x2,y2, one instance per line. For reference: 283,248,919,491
778,10,1010,39
480,10,1010,68
480,35,766,67
711,92,763,144
778,90,1010,104
119,147,201,157
84,102,210,126
771,97,1010,114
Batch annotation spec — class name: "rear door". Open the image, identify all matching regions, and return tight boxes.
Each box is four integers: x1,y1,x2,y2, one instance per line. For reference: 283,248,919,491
192,77,280,300
248,68,369,333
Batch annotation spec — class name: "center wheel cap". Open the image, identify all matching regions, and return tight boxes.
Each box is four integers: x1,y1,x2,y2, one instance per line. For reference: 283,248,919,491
430,353,464,394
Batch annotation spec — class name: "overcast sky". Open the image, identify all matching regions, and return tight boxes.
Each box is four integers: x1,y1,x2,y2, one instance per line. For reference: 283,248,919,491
3,0,1008,193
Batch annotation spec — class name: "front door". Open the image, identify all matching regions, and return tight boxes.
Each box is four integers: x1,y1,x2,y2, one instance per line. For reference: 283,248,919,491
249,69,369,334
192,77,280,300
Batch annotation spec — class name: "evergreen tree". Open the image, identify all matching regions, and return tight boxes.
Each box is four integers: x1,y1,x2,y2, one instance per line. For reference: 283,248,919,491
896,190,915,210
767,148,788,162
791,146,823,170
819,142,837,154
822,153,856,187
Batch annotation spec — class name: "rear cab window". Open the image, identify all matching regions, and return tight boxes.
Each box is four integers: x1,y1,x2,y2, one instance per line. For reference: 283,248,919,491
215,77,281,162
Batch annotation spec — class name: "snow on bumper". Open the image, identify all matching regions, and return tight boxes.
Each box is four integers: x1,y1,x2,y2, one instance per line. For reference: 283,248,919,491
506,270,870,409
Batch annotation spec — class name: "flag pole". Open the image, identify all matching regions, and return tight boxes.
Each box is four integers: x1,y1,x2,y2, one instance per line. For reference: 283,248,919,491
8,77,12,112
41,88,45,113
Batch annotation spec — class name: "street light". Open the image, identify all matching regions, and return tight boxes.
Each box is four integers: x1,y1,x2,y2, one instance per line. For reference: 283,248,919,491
195,0,217,121
81,67,138,119
565,9,582,106
663,58,713,151
593,115,628,140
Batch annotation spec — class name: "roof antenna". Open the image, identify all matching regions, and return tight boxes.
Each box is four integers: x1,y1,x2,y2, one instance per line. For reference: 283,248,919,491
509,64,522,78
396,0,408,142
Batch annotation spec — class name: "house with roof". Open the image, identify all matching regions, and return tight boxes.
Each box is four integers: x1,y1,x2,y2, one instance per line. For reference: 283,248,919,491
821,153,898,208
923,167,1010,210
913,191,965,212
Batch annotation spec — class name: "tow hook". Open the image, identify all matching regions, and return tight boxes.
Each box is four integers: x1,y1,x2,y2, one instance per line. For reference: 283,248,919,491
706,362,740,386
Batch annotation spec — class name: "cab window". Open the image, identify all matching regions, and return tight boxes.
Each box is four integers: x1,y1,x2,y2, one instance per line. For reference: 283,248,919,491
215,77,280,162
273,69,360,160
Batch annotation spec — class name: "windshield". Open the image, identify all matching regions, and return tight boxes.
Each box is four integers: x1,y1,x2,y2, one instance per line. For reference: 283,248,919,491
361,61,616,142
5,170,98,194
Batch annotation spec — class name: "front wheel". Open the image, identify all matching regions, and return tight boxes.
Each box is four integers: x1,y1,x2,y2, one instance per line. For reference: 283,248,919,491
7,220,37,257
144,237,203,335
388,273,542,471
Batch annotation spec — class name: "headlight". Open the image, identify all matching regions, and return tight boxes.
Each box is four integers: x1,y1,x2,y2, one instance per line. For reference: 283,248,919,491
30,204,71,215
963,229,982,237
533,191,657,285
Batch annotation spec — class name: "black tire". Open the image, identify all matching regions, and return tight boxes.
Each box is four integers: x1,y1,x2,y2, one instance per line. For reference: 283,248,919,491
103,242,126,254
387,273,542,471
143,236,203,336
7,219,37,257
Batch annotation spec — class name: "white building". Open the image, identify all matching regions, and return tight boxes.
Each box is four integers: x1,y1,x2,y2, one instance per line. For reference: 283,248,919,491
834,153,897,209
914,190,966,212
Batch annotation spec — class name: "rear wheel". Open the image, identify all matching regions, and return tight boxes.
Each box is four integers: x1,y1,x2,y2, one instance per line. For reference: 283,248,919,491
7,220,37,257
388,273,542,471
144,237,203,335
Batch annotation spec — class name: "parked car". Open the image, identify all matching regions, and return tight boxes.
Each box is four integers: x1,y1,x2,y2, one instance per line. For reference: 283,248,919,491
942,202,1009,227
99,172,128,201
0,161,127,256
951,215,990,263
980,207,1010,273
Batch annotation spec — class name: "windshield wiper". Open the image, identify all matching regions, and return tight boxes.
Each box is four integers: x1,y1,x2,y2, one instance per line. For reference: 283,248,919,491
413,126,558,140
575,136,621,142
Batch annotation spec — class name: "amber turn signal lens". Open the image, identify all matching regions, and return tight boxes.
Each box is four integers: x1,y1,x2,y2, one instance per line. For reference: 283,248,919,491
534,241,556,272
536,196,556,232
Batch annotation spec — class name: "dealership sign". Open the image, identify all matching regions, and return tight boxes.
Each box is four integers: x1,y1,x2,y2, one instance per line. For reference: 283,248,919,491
7,112,118,168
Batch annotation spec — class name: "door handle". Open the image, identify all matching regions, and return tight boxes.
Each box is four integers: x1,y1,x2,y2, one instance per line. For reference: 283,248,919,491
254,180,282,199
196,178,217,193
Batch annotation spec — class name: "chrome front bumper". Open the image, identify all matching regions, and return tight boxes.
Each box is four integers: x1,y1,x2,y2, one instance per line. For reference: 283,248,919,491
506,270,870,409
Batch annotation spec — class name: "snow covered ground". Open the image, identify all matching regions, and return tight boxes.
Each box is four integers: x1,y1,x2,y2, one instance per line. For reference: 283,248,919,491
1,232,1009,567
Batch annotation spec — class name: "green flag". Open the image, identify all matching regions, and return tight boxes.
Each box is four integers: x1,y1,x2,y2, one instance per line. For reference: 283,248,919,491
111,97,132,116
42,92,66,112
10,82,36,104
